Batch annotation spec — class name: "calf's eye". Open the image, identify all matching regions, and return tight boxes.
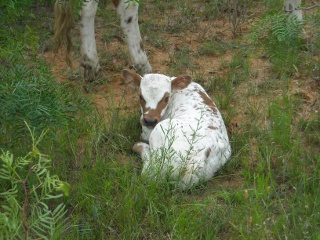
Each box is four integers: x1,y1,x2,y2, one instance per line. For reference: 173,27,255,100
165,96,169,103
139,95,144,101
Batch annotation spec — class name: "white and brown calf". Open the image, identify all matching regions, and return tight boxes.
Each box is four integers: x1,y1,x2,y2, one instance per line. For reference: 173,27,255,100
54,0,152,79
123,70,231,190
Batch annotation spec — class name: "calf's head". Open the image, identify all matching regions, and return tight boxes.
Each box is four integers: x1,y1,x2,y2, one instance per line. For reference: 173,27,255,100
122,69,191,128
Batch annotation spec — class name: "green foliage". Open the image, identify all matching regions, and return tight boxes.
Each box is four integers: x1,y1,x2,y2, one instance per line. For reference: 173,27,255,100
298,115,320,148
146,30,169,49
262,0,284,14
198,42,226,57
168,47,196,75
0,0,88,153
0,0,54,57
0,0,37,19
103,96,141,153
0,126,70,240
0,58,75,151
250,13,305,75
268,95,293,150
225,50,250,85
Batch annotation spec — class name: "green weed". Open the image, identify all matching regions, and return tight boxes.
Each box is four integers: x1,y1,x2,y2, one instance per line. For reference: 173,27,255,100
0,126,70,239
198,42,226,57
249,13,305,76
268,95,293,151
298,115,320,148
168,47,196,75
0,58,74,154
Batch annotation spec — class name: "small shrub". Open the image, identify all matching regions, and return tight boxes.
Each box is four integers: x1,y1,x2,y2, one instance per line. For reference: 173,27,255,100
250,13,305,75
0,58,75,152
0,126,70,240
227,0,249,38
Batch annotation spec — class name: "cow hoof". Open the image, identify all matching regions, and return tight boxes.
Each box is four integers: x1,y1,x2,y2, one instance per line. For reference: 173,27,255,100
81,64,101,81
131,63,152,75
133,142,148,155
80,55,101,81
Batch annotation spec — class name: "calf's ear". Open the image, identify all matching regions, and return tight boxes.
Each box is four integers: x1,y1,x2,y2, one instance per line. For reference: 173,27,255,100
171,75,192,90
122,69,142,86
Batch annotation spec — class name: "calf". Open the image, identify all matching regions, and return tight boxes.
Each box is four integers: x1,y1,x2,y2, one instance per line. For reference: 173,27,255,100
123,70,231,190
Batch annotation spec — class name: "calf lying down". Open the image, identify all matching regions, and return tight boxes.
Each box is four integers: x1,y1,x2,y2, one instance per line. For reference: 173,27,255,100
123,70,231,190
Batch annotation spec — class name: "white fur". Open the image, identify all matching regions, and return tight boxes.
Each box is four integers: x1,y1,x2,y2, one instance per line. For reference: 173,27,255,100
284,0,302,20
140,74,171,109
134,73,231,190
117,1,152,73
80,0,100,73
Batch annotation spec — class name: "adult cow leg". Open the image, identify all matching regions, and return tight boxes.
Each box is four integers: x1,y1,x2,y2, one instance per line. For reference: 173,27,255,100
114,0,152,74
284,0,302,20
80,0,100,80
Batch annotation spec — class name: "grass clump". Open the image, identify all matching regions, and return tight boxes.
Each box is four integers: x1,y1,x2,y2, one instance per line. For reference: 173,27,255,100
0,58,74,150
198,42,226,57
268,95,293,151
168,47,196,75
249,13,305,76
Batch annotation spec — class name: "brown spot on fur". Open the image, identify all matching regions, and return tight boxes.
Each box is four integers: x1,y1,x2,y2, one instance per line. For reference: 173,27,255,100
198,91,217,114
172,76,192,90
112,0,121,7
142,92,170,124
138,88,149,113
208,125,218,130
122,69,141,85
205,148,211,158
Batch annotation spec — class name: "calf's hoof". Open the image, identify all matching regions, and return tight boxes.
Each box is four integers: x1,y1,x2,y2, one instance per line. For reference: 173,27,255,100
132,142,149,155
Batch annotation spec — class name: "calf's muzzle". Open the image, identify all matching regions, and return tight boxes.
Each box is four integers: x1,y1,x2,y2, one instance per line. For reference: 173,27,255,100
144,117,158,127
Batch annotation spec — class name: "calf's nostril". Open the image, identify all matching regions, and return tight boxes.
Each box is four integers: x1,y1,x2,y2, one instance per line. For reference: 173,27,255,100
144,118,157,126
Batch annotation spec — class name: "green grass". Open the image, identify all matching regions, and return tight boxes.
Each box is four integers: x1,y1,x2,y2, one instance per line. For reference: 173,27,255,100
168,46,197,75
198,42,227,57
1,0,319,239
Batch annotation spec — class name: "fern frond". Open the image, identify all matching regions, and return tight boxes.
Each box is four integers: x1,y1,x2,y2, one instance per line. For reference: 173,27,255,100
0,184,18,197
0,146,69,239
249,12,305,75
0,195,24,239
